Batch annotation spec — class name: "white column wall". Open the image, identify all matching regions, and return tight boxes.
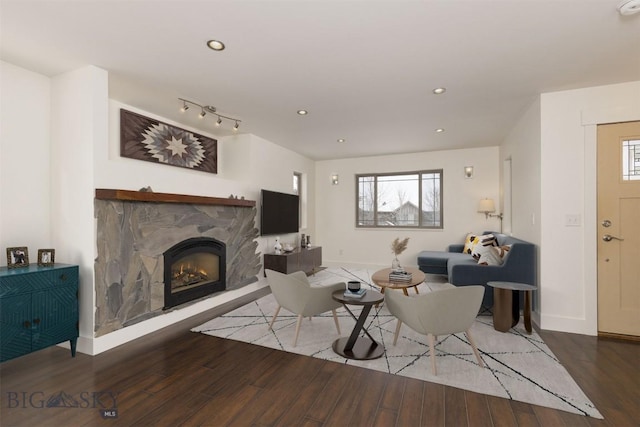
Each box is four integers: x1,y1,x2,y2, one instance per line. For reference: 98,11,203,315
50,66,107,354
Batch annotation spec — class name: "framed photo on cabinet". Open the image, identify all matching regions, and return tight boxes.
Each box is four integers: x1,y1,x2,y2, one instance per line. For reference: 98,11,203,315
37,249,55,266
6,247,29,269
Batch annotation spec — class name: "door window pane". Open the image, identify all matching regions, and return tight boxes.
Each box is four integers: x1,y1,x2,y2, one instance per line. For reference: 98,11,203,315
622,139,640,181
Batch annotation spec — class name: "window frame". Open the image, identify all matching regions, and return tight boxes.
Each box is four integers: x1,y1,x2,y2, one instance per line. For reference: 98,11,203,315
293,171,303,226
355,169,443,229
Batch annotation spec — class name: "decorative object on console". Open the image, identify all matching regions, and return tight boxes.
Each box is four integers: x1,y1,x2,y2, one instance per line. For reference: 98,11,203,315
390,237,410,272
306,235,311,247
6,246,29,269
274,237,282,254
478,198,504,232
37,249,55,266
120,109,218,174
178,98,242,131
301,234,306,248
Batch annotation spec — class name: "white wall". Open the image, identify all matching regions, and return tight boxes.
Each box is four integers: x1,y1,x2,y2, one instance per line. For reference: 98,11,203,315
50,66,108,353
221,133,317,251
540,81,640,335
315,147,500,269
0,61,51,253
500,99,541,245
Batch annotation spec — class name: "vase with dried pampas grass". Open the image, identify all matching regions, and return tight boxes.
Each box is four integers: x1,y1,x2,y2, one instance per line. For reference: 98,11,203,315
390,237,409,272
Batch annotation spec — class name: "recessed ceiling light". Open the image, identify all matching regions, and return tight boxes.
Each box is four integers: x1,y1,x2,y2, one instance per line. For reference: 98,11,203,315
297,110,308,115
433,87,446,95
435,128,445,133
337,138,346,143
206,40,226,51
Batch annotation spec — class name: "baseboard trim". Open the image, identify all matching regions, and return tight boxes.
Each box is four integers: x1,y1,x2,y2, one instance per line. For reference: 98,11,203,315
597,331,640,342
82,280,270,355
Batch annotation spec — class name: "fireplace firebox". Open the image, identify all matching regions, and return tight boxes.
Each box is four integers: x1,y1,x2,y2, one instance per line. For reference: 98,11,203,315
163,237,226,309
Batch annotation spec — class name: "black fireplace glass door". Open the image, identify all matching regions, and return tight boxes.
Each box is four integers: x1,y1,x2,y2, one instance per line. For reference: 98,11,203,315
170,252,220,295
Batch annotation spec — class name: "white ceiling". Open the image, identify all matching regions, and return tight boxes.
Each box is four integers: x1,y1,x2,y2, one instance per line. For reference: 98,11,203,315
1,0,639,160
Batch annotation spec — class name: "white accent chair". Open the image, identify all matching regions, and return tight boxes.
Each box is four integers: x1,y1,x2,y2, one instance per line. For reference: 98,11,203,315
385,284,485,375
265,269,345,347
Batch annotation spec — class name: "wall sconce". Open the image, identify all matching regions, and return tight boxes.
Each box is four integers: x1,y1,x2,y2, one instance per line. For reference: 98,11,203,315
331,174,339,185
478,198,503,232
464,166,474,179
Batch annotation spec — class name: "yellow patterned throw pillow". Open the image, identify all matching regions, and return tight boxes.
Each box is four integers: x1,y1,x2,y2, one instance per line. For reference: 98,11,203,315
463,233,479,254
463,233,497,256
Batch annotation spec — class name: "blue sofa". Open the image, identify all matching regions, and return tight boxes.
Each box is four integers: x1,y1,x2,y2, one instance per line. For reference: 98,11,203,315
417,232,536,308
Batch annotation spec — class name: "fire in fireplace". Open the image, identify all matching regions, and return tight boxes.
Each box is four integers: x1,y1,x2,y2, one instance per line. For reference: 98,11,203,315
163,237,226,309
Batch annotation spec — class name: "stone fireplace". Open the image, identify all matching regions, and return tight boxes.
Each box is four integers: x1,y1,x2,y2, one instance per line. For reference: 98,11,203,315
164,237,226,309
94,189,261,337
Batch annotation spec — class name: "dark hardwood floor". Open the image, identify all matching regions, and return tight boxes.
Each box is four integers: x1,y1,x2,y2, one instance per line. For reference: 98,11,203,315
1,291,638,426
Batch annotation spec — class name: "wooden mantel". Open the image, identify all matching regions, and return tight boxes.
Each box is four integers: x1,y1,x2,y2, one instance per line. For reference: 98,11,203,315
95,189,256,207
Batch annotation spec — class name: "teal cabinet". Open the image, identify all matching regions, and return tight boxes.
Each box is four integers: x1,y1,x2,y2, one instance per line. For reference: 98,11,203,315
0,264,79,362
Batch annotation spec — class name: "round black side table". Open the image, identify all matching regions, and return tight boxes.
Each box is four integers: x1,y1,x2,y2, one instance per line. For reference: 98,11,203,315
331,289,385,360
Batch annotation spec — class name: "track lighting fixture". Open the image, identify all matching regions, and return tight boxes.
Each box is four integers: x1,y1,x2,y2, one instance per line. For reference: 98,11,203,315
178,98,242,130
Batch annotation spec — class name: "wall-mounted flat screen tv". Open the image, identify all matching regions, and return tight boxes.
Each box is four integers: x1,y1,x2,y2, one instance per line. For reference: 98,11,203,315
260,189,300,236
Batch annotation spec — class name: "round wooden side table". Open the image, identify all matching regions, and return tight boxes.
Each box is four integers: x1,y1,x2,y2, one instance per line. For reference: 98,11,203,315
487,281,536,334
371,267,426,296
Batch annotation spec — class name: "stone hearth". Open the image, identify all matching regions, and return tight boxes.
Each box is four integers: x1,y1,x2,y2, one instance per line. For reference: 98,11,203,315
94,190,261,337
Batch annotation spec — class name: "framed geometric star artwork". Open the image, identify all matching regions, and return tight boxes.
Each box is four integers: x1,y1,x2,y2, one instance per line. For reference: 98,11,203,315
120,109,217,174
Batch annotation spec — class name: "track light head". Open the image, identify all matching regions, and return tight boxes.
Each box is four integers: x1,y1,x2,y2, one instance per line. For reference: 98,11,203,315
199,108,206,118
233,121,239,131
180,101,189,112
216,116,222,127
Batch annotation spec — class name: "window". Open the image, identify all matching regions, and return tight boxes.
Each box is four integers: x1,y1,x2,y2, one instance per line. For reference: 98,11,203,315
356,170,443,229
293,172,302,195
293,171,303,224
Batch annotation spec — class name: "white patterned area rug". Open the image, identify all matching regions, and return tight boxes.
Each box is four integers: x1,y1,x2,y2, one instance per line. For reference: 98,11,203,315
192,267,602,418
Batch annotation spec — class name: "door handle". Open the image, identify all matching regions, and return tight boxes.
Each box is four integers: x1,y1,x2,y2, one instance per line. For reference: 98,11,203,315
602,234,624,242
